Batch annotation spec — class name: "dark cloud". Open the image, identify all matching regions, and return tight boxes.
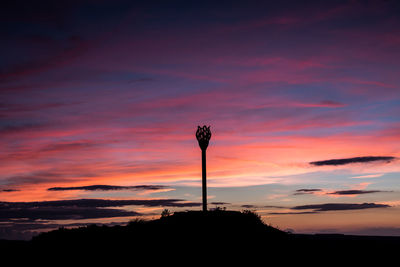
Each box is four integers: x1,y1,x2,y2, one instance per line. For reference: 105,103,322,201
0,198,200,223
40,141,99,152
0,33,91,83
0,226,35,240
0,206,140,221
0,220,128,240
241,204,257,208
328,190,388,195
0,198,200,210
243,204,288,209
0,198,200,239
1,189,19,192
47,184,170,191
296,189,322,192
128,77,154,83
0,102,76,117
264,205,287,209
5,171,79,185
268,211,318,215
0,122,48,136
210,202,230,205
0,0,135,84
294,189,322,195
293,188,390,196
268,202,391,215
318,100,346,107
4,170,101,186
1,140,106,166
292,203,390,212
310,156,395,166
343,227,400,237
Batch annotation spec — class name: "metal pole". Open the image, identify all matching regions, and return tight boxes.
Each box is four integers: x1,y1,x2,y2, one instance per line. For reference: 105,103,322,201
202,149,207,212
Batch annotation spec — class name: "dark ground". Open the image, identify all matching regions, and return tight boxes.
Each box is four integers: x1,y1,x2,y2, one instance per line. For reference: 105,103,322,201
1,210,399,262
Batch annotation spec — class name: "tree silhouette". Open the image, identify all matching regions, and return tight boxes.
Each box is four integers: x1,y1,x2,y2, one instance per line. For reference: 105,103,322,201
196,125,211,212
161,209,171,218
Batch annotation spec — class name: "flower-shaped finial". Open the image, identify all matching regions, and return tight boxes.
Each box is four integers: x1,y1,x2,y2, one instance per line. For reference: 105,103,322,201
196,125,211,151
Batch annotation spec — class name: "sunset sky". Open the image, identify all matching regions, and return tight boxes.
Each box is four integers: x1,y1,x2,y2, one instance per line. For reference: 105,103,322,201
1,0,400,239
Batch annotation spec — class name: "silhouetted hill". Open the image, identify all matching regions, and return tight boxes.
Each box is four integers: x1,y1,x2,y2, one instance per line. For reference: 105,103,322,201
31,210,288,252
1,210,399,261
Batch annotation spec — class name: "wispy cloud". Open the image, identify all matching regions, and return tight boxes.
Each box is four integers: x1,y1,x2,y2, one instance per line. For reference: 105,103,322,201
310,156,396,166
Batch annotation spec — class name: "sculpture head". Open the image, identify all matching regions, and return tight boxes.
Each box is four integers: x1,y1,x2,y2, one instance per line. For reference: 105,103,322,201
196,125,211,151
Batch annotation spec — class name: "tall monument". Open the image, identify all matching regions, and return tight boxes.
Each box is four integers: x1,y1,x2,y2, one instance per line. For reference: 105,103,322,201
196,125,211,212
